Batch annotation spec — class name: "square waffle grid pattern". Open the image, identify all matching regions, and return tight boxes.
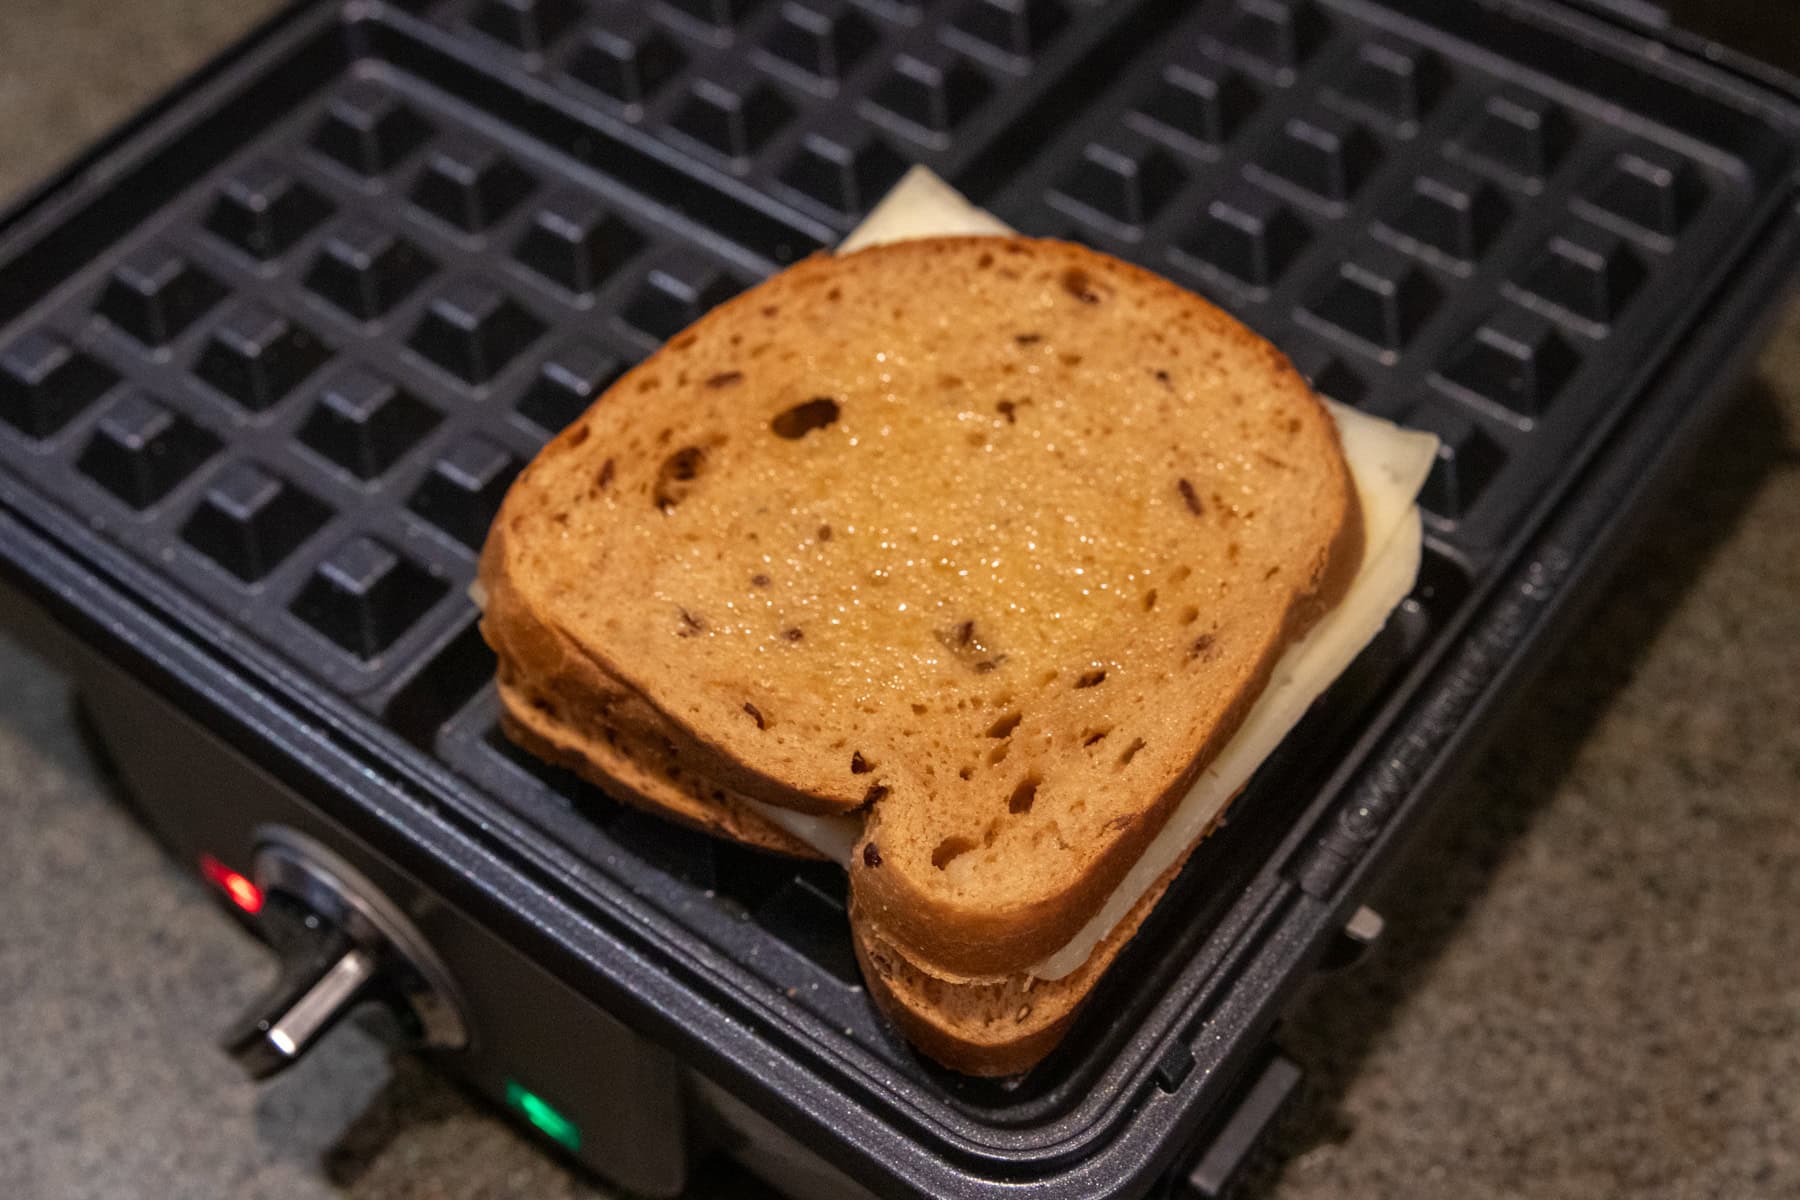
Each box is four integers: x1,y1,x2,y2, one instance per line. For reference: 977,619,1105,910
391,0,1143,230
987,0,1755,563
0,59,782,703
0,0,1789,1124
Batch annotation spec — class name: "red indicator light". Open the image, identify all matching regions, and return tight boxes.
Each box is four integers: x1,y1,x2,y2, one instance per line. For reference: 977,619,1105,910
200,853,264,914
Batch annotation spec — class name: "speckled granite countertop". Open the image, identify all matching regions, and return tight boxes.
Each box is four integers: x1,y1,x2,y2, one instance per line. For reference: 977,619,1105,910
1,3,1796,1198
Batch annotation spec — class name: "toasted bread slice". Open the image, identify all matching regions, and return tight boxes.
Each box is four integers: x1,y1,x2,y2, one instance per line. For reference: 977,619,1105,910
479,235,1362,981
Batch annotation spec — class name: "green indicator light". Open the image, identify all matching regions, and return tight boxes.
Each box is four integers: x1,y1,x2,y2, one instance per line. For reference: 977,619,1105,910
505,1081,582,1152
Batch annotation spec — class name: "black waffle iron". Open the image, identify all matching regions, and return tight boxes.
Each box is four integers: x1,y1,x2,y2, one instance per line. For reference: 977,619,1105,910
1,1,1796,1196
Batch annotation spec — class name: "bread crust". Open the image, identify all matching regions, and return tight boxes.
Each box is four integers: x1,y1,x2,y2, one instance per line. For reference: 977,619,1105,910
480,235,1362,990
852,845,1200,1076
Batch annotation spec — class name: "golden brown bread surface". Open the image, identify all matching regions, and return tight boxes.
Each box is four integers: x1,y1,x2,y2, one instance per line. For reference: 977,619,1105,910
479,235,1361,988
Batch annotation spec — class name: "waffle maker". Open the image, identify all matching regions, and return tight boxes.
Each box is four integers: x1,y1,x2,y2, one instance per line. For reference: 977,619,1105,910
2,1,1797,1196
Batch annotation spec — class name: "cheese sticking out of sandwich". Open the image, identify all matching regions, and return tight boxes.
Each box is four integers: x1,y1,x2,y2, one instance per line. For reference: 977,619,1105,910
838,165,1015,251
734,168,1436,980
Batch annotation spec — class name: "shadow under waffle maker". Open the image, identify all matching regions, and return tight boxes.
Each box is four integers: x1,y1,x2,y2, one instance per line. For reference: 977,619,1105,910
1,2,1798,1197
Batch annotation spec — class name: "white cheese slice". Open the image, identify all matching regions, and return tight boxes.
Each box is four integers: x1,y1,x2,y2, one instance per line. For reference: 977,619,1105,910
743,168,1438,980
747,795,862,863
837,165,1014,252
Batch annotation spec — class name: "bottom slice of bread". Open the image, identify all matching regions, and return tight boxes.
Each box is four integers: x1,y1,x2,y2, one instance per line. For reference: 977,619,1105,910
498,677,822,859
852,829,1223,1076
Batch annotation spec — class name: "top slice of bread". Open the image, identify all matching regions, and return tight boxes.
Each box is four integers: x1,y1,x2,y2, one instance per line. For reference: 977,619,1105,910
480,236,1362,979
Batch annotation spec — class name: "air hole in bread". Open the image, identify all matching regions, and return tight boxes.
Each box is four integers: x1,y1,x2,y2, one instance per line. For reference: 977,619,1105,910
1060,352,1082,368
1008,775,1040,815
1142,588,1158,612
988,740,1010,765
1075,669,1106,689
1082,727,1110,747
705,370,743,389
1119,737,1147,766
986,710,1022,738
771,397,840,439
863,783,890,805
595,459,615,490
567,425,590,447
850,750,872,774
1013,332,1041,345
996,400,1017,424
742,701,766,729
1189,634,1218,662
1171,564,1193,583
911,703,928,716
1181,606,1200,625
958,765,974,780
654,446,707,511
932,836,977,870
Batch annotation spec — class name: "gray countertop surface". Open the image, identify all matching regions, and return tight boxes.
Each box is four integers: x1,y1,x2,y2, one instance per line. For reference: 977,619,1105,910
0,3,1796,1198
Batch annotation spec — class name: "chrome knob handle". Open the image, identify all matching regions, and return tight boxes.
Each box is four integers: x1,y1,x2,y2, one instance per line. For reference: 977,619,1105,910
220,828,468,1081
223,921,378,1079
